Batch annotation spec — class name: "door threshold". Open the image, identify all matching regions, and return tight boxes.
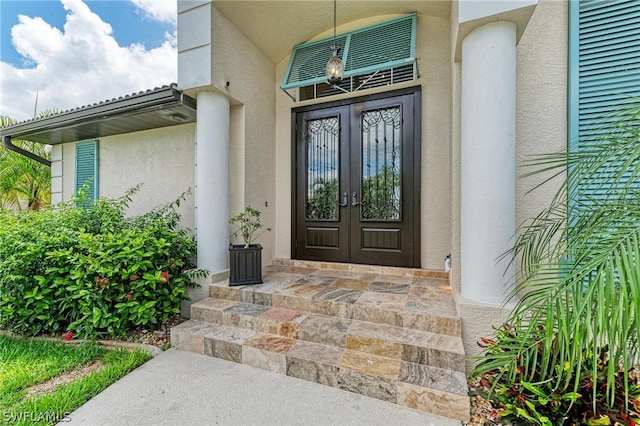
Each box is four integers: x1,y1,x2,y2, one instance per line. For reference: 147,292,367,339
271,258,448,279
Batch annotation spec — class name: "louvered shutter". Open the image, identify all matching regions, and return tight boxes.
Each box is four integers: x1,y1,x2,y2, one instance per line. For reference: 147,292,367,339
75,140,99,204
285,36,349,87
282,14,416,90
345,15,414,73
569,0,640,206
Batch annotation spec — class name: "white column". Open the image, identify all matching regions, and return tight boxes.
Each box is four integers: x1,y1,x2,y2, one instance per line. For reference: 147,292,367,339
461,21,516,304
196,91,230,272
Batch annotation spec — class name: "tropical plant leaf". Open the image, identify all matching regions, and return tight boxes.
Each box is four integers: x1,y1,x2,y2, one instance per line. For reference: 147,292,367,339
474,103,640,419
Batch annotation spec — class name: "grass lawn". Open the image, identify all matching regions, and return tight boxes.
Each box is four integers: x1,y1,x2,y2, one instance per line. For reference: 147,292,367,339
0,335,152,426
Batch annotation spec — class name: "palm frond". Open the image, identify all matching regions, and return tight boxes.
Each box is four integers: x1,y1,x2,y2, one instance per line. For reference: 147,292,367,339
0,116,52,211
475,103,640,415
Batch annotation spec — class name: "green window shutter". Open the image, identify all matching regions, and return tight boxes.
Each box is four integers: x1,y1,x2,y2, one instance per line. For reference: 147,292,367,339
284,35,349,87
75,140,99,203
282,14,416,90
568,0,640,205
345,15,414,73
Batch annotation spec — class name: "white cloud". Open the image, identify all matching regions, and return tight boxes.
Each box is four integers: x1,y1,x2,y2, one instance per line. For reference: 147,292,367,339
0,0,177,121
130,0,177,25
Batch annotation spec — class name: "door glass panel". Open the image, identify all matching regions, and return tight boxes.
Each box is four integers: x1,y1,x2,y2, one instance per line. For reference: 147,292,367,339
305,116,340,221
361,105,401,220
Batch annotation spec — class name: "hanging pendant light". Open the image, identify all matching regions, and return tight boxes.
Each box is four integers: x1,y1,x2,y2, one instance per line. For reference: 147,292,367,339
326,0,343,85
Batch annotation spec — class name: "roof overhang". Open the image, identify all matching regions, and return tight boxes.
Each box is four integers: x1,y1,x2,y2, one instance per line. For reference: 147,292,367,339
0,84,197,145
211,1,451,63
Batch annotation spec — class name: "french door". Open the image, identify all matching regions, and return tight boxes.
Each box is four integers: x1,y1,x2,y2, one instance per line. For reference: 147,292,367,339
293,89,421,267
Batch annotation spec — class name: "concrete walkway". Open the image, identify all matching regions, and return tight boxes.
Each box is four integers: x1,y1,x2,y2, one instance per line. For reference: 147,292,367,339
63,349,461,426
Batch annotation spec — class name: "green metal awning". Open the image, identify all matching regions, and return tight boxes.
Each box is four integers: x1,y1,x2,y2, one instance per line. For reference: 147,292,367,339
282,14,417,90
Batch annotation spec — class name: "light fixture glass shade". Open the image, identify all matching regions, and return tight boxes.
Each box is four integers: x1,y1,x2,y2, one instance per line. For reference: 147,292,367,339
326,44,344,85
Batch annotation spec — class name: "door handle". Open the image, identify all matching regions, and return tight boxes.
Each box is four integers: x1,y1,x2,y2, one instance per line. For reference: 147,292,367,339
339,192,348,207
351,192,359,207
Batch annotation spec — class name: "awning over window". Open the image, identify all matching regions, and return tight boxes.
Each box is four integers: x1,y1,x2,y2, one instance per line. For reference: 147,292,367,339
282,14,416,90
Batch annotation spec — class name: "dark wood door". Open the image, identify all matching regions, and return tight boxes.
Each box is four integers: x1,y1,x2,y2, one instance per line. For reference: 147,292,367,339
294,89,420,267
294,106,350,263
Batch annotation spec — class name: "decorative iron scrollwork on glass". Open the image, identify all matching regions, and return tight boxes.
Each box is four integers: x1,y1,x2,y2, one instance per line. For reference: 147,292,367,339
305,116,340,221
361,106,401,221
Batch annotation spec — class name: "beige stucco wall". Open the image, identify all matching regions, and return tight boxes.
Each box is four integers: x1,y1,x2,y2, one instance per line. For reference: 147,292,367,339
449,0,462,296
453,0,568,366
176,1,568,373
60,124,196,232
274,14,453,271
420,16,453,271
515,0,568,229
268,0,571,373
204,5,277,264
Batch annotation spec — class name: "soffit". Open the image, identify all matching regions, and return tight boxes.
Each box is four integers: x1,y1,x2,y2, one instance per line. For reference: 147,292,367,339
212,1,450,63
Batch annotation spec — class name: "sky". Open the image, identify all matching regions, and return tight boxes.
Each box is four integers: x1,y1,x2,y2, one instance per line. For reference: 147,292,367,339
0,0,177,121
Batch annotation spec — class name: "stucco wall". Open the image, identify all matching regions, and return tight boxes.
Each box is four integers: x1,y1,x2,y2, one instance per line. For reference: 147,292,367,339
206,5,277,264
60,124,196,232
419,16,452,271
274,14,453,271
515,0,567,229
450,0,463,295
453,0,568,367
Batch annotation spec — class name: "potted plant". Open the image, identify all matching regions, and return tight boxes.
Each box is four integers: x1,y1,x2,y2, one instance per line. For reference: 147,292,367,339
228,206,271,286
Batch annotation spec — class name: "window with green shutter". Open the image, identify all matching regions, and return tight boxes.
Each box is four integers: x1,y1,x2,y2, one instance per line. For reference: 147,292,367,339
568,0,640,206
75,140,99,203
282,14,417,101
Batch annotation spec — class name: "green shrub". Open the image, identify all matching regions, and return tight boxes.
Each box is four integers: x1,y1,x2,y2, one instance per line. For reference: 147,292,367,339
473,323,640,425
0,186,206,338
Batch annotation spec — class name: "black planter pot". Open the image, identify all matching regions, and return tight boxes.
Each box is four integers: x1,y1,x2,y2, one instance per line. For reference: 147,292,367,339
229,244,263,286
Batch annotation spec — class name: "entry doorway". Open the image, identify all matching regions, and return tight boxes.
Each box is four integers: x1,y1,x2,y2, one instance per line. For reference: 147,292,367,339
292,88,421,267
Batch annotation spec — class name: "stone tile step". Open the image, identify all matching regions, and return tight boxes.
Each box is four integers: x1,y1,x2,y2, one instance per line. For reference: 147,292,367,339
208,276,461,337
170,320,470,422
190,299,465,372
271,258,451,280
